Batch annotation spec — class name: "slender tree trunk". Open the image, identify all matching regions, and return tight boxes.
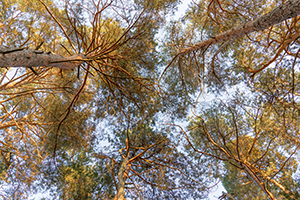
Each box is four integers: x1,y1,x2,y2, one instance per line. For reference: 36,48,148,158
247,161,297,199
267,177,295,199
178,0,300,56
240,162,277,200
114,156,129,200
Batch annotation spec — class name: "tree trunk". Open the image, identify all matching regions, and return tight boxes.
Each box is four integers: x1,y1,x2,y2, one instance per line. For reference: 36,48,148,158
267,177,296,199
240,162,277,200
179,0,300,56
0,46,85,69
114,156,129,200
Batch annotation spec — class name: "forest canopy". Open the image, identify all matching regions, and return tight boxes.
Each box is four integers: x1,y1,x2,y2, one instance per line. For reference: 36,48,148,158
0,0,300,199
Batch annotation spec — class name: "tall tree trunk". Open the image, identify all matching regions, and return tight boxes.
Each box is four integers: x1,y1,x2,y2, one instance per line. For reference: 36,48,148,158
240,162,277,200
246,161,297,199
0,46,85,69
114,156,129,200
178,0,300,56
267,177,296,199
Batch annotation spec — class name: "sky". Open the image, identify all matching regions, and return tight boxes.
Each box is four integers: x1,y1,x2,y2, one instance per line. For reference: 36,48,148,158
169,1,227,199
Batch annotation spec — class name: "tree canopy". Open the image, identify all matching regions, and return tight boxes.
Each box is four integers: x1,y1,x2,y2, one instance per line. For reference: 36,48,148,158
0,0,300,199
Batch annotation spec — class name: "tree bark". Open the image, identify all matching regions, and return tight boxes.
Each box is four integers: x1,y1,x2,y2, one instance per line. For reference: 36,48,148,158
240,162,277,200
0,46,85,69
178,0,300,56
114,156,129,200
267,177,295,199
